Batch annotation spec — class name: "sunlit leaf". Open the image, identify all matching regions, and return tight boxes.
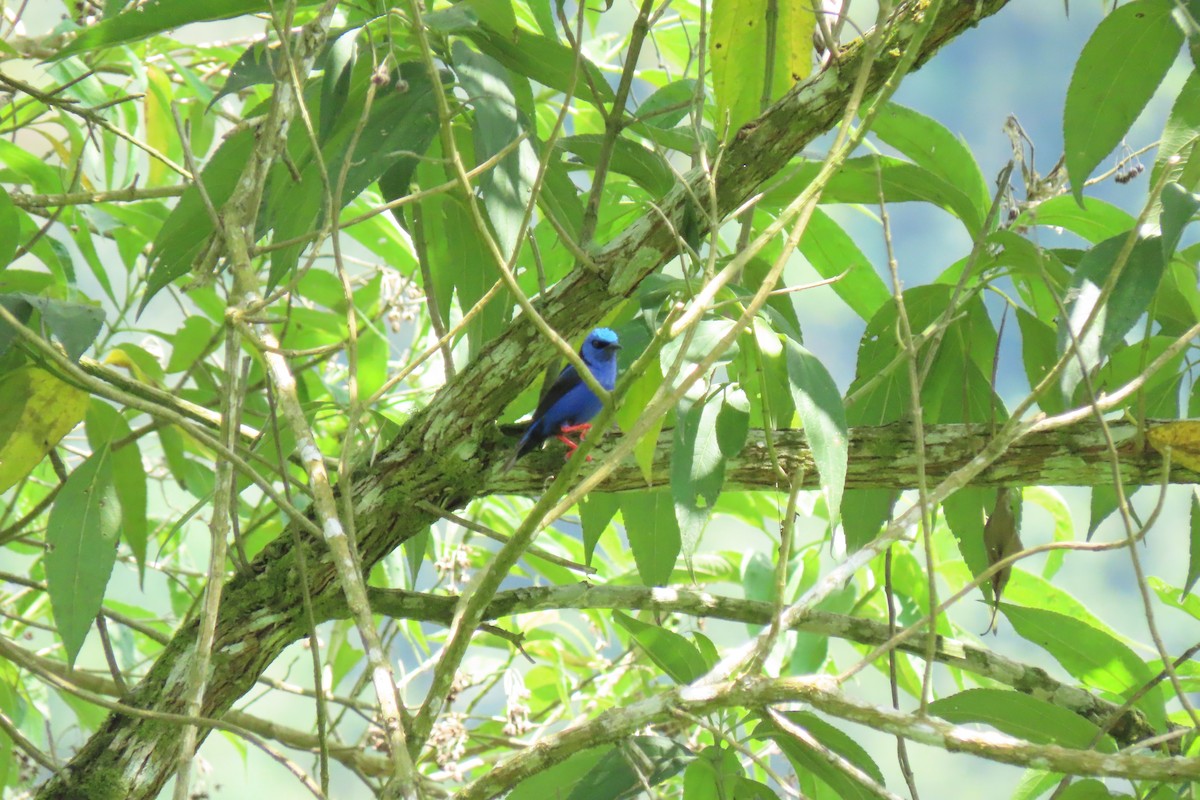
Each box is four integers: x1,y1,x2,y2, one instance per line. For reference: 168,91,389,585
1063,0,1182,203
1058,232,1166,401
0,366,89,493
783,339,847,526
672,392,726,556
619,490,681,586
613,611,705,684
928,689,1111,750
710,0,814,135
59,0,326,56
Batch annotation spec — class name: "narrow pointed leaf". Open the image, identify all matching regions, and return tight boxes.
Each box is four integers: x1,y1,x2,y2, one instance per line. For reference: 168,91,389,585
46,446,122,666
783,340,847,526
613,611,706,684
620,491,681,586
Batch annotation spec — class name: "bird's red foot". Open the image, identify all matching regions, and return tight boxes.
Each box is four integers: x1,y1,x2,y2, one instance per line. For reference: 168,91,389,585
556,424,593,461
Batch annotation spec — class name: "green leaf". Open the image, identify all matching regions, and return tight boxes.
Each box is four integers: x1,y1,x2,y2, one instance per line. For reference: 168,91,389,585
45,446,122,667
209,40,280,109
1064,0,1183,203
709,0,813,135
579,492,618,566
927,689,1110,749
1015,309,1064,415
566,736,693,800
0,186,19,269
613,610,706,684
999,604,1162,723
619,490,681,586
871,103,990,219
58,0,325,56
319,29,360,143
672,392,726,556
615,344,665,483
265,62,441,288
1148,575,1200,621
1150,68,1200,192
1058,232,1167,400
0,293,105,361
166,315,218,374
841,488,896,552
1017,195,1136,243
453,42,539,261
783,339,847,526
759,712,885,800
506,747,612,800
1024,487,1073,579
1160,181,1200,260
86,401,148,584
1059,780,1131,800
683,746,743,800
637,79,697,128
556,134,675,196
766,156,987,235
798,209,891,321
404,528,428,586
716,384,750,457
145,128,255,308
464,26,613,108
1186,488,1200,597
942,488,994,588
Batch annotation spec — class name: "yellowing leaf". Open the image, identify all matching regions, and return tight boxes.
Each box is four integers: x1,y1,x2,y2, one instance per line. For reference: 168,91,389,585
0,366,88,492
710,0,816,136
1147,420,1200,472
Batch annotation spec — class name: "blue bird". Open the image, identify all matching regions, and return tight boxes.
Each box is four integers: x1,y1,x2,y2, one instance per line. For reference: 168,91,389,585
505,328,621,469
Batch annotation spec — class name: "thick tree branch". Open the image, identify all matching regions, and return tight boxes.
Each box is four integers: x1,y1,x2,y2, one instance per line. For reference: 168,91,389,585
487,419,1196,494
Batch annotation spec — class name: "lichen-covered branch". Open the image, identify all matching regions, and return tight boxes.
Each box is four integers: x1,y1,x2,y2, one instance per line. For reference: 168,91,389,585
454,675,1200,800
487,420,1195,495
351,583,1157,748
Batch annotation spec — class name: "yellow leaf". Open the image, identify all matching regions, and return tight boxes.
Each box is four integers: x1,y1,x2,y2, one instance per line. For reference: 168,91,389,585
0,366,88,492
1147,420,1200,472
710,0,816,136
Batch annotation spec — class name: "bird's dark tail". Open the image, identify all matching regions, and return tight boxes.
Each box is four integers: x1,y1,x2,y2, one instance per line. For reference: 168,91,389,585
502,426,541,471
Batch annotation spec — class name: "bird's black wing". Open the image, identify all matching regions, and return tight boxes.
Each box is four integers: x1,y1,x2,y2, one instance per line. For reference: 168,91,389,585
530,363,583,421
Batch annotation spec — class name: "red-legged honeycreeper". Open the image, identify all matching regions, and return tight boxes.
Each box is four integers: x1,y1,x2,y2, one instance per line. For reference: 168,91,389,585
504,328,621,468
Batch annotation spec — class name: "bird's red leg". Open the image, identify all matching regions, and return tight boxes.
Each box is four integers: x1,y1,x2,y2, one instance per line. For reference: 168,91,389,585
556,423,592,461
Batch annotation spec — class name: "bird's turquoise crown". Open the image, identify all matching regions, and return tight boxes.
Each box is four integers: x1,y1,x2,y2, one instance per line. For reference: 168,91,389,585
590,327,619,345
